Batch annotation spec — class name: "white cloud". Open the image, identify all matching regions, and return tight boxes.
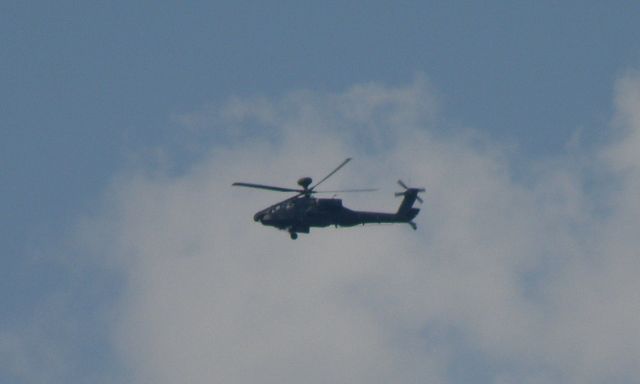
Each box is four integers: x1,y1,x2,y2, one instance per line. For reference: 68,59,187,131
87,74,640,383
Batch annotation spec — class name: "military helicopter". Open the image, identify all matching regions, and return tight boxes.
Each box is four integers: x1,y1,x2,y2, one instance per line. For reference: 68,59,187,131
232,158,424,239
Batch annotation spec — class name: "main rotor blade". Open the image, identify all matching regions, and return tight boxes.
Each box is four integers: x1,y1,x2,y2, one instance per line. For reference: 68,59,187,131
232,182,303,193
397,179,409,190
315,188,378,193
311,157,352,190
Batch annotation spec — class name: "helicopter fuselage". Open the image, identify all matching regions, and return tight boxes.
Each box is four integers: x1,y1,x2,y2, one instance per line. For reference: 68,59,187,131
253,192,420,239
232,157,424,239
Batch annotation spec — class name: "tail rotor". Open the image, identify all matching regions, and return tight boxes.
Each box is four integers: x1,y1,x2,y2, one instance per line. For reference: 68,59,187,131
394,180,425,230
395,180,425,203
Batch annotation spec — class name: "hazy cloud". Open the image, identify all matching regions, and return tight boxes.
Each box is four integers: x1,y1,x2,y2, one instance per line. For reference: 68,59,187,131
80,74,640,383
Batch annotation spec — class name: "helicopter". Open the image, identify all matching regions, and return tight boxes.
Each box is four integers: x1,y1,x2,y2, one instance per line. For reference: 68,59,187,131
232,158,424,239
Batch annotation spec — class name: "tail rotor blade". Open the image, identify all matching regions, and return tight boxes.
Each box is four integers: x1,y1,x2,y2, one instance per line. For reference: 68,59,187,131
396,180,425,203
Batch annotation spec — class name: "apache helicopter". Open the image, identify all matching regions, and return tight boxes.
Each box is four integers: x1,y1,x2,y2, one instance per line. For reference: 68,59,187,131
232,158,424,239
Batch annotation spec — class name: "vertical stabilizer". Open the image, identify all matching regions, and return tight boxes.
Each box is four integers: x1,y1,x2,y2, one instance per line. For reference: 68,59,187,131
395,180,425,222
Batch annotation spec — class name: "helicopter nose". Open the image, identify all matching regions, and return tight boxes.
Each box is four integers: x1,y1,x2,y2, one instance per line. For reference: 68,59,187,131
253,212,264,222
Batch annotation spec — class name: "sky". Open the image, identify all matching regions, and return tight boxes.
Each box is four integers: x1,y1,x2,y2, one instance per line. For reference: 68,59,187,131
3,2,640,383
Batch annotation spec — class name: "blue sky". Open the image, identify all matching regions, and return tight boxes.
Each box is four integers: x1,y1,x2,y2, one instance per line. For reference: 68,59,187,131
3,2,639,251
3,2,640,383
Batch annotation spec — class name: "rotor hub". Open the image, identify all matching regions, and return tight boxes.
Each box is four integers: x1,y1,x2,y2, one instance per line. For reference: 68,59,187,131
297,177,313,190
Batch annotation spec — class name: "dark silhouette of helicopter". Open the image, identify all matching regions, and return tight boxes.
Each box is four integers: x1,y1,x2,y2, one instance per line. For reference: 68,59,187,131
232,158,424,239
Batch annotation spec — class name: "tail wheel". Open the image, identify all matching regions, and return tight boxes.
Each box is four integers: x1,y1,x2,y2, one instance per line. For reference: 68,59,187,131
289,232,298,240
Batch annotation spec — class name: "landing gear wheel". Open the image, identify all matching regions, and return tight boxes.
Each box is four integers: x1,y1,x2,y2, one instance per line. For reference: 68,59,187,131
289,232,298,240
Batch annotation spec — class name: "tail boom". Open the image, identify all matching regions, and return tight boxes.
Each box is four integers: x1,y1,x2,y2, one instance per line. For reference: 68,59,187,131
333,182,424,229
